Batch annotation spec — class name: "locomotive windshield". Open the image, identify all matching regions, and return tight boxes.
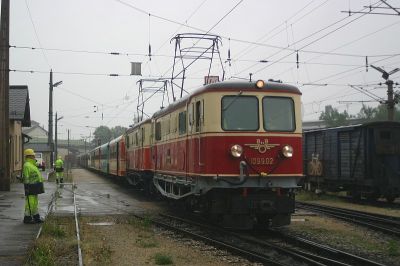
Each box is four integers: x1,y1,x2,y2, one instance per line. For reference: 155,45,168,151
263,96,295,131
221,96,259,131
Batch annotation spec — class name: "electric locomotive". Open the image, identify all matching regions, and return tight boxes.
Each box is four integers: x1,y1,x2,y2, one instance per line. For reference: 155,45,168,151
83,80,303,229
148,80,302,228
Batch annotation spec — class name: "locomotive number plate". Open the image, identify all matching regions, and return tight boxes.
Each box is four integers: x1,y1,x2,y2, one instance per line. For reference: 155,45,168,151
249,157,274,165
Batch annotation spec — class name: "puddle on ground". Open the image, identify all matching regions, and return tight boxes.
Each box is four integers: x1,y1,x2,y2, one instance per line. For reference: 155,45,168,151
87,222,115,226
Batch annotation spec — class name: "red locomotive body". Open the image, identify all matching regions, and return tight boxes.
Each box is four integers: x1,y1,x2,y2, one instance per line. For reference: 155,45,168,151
125,119,153,186
150,81,302,228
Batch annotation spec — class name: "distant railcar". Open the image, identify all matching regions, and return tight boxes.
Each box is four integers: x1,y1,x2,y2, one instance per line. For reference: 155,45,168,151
109,136,126,177
303,121,400,202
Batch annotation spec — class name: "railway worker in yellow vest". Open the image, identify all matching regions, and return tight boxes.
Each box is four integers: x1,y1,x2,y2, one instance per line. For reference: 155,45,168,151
23,148,45,224
55,155,64,187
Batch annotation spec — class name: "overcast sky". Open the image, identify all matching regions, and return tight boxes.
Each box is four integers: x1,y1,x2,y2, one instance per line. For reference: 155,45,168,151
8,0,400,140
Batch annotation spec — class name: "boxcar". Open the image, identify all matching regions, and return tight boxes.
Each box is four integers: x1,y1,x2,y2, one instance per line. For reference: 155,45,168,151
303,121,400,202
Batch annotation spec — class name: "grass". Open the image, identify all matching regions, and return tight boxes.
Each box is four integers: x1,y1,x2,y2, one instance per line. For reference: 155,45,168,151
154,253,173,265
27,242,54,266
127,215,152,230
296,190,344,202
388,240,400,256
42,221,66,238
136,237,159,248
25,216,77,266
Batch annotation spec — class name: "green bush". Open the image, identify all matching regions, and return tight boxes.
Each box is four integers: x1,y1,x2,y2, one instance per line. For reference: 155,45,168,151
154,253,173,265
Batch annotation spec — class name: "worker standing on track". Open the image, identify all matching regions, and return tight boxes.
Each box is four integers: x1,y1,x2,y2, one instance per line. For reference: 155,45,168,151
55,155,64,187
23,149,45,224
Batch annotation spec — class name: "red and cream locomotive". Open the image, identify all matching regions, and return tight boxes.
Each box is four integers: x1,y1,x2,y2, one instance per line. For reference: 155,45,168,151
83,79,303,228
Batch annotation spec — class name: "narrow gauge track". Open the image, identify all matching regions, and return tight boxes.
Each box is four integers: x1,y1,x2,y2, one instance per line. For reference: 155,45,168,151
135,212,384,266
333,195,400,210
296,201,400,238
44,184,84,266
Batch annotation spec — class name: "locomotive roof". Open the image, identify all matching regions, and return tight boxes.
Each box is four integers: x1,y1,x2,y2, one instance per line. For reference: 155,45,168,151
126,118,152,133
304,120,400,133
153,80,301,118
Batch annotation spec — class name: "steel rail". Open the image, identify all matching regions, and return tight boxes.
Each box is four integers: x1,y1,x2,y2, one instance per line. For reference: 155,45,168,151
296,202,400,237
132,213,285,266
268,229,385,266
298,201,400,223
158,213,383,266
72,182,83,266
35,188,58,239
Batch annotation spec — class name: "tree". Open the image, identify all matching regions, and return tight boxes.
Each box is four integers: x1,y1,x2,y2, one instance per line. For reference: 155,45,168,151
356,104,400,122
357,104,376,120
92,126,112,145
111,126,127,138
319,105,352,127
92,125,128,145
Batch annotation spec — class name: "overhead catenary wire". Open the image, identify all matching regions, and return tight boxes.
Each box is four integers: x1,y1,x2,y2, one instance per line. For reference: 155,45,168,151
248,1,384,76
24,0,51,69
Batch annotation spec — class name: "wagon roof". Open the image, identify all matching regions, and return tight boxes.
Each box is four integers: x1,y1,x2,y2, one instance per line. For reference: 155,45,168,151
153,80,301,118
304,120,400,133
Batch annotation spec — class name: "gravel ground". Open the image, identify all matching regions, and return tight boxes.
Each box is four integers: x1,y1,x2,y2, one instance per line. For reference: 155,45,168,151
71,170,400,265
284,214,400,266
80,215,261,266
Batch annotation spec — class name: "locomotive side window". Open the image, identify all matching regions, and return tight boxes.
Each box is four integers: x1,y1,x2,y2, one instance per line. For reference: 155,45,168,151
155,122,161,141
179,111,187,135
195,101,202,132
221,96,259,131
263,97,295,132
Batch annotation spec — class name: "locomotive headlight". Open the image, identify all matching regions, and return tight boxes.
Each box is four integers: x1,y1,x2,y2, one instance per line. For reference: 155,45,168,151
255,80,264,89
282,145,293,158
230,144,243,158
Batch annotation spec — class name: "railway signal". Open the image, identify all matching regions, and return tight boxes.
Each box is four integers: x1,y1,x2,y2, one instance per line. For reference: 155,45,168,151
371,65,400,121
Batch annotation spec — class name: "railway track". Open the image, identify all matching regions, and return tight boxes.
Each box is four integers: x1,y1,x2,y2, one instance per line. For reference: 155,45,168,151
36,183,84,266
296,201,400,238
137,212,384,266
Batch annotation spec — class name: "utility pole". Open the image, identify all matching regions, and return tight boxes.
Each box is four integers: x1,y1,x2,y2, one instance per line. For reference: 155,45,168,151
48,71,62,168
386,79,395,121
55,112,63,161
48,70,54,168
67,129,70,174
0,0,10,191
55,112,58,161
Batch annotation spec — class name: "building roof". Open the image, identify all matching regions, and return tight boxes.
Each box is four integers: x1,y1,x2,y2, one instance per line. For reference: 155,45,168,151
9,85,31,127
24,143,51,152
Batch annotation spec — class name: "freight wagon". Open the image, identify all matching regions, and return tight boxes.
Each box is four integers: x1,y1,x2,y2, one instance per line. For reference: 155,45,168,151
303,121,400,202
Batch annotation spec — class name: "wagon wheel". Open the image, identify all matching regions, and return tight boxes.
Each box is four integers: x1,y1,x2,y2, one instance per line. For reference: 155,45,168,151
366,192,380,202
350,190,362,201
385,195,396,203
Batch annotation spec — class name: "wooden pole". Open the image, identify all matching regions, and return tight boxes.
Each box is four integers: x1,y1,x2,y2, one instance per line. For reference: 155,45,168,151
0,0,10,191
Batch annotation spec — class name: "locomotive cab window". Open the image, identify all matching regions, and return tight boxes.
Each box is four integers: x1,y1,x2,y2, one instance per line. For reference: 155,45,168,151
263,97,295,132
221,96,259,131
